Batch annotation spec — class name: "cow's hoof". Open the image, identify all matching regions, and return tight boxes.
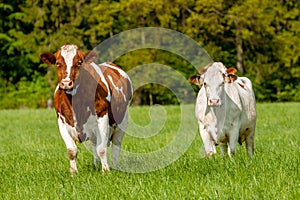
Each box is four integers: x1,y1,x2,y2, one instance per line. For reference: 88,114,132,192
101,164,110,173
70,168,78,176
206,151,214,157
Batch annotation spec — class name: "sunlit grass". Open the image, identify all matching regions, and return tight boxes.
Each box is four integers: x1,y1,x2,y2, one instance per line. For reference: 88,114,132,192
0,103,299,199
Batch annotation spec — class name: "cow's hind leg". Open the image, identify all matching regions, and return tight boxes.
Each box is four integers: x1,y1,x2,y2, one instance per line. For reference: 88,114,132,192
57,118,78,175
111,126,125,168
245,128,255,157
219,143,228,157
89,136,100,167
228,123,241,157
96,113,110,172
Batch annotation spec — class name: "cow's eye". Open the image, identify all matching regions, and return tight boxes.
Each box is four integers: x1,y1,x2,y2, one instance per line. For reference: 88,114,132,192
203,82,207,88
56,63,61,68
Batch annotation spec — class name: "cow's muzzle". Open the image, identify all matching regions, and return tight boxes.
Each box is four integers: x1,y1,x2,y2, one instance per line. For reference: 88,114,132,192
208,98,221,107
59,79,74,90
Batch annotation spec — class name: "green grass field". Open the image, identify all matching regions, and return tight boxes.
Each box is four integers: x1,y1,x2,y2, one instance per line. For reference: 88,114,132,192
0,103,299,199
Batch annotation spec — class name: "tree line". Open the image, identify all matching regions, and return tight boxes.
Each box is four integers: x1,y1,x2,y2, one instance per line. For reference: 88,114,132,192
1,0,300,108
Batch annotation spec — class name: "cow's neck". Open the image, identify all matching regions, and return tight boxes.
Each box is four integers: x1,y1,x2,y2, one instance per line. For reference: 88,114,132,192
65,84,80,96
210,94,227,139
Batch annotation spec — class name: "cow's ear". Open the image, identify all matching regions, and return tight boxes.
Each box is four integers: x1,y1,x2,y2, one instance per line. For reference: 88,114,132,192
189,75,203,86
226,67,237,74
40,52,56,65
225,74,238,83
84,51,97,63
203,63,213,70
198,69,206,75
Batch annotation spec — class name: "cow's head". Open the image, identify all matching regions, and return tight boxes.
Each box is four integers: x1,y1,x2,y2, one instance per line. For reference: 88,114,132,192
189,62,238,107
40,44,97,90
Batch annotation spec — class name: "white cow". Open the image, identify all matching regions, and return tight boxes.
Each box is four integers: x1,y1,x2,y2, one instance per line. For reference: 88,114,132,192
189,62,256,157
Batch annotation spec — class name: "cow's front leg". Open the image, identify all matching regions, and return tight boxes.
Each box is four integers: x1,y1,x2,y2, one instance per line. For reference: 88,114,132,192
57,117,78,175
199,122,216,157
96,113,110,172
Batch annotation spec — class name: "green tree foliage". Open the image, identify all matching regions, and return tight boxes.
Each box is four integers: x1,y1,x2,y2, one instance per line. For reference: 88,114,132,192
0,0,300,108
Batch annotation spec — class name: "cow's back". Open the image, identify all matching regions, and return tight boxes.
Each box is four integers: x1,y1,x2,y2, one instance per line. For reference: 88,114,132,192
234,77,256,123
225,78,256,144
99,62,132,125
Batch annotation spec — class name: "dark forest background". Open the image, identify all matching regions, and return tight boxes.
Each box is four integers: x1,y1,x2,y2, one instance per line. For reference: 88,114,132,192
1,0,300,108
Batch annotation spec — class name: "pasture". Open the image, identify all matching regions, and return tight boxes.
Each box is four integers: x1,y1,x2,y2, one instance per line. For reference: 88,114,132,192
0,103,299,199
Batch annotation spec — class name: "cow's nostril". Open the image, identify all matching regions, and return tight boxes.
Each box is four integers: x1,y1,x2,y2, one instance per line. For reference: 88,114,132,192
209,99,220,106
68,81,73,86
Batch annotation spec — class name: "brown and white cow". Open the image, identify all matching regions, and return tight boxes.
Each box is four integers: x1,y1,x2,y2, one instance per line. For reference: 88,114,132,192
189,62,256,157
40,44,132,174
